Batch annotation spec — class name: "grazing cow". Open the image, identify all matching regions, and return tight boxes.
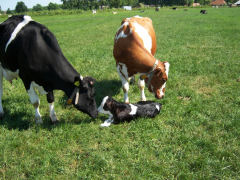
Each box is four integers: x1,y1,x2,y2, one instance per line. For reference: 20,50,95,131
200,10,207,14
113,16,170,103
0,15,98,124
98,96,161,127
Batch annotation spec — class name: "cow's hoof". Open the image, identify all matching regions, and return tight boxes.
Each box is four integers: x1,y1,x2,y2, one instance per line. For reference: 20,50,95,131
35,116,43,124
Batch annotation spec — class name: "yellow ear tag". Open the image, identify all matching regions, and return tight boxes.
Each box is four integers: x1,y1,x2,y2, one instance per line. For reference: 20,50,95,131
74,81,80,86
141,75,147,79
67,99,72,105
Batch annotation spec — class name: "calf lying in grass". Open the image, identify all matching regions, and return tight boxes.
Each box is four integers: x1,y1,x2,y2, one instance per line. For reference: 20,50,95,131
98,96,161,127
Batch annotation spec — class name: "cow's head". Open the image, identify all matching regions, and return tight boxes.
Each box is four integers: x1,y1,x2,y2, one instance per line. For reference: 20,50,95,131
69,76,98,118
145,61,170,99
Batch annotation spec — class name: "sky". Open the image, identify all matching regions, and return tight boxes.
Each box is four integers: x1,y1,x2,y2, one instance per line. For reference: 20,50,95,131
0,0,62,11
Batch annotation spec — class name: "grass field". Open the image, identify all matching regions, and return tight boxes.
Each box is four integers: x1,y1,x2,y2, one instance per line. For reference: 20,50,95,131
0,7,240,179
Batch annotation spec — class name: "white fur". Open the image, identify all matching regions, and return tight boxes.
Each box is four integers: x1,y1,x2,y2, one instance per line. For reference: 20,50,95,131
100,118,114,127
117,63,129,103
133,22,152,53
80,75,83,80
156,105,160,111
98,96,114,127
49,103,57,122
159,62,170,97
5,16,32,52
98,96,113,117
164,62,170,77
27,82,42,123
115,22,131,41
134,15,142,18
129,104,138,115
138,79,146,101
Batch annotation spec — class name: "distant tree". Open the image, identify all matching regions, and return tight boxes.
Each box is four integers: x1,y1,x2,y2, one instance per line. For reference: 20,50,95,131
6,8,12,14
99,0,108,9
15,1,28,13
48,2,60,10
33,4,43,11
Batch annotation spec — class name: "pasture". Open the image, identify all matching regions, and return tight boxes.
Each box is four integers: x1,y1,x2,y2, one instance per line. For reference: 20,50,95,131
0,7,240,179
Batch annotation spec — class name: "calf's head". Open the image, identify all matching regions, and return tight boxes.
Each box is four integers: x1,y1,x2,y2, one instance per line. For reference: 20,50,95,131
71,76,98,118
145,61,170,99
98,96,112,115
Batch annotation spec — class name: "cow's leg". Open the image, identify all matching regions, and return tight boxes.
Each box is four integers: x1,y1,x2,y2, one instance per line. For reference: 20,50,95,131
138,78,146,101
117,64,129,103
27,83,42,124
0,67,4,118
47,91,58,123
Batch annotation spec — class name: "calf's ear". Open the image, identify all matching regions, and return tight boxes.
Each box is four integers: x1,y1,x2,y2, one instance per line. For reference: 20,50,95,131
85,76,96,86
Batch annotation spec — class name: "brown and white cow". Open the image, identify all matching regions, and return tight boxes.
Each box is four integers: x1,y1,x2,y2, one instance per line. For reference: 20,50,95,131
113,16,170,103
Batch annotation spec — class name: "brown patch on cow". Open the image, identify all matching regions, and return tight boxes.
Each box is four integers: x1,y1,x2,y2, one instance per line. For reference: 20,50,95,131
162,88,166,93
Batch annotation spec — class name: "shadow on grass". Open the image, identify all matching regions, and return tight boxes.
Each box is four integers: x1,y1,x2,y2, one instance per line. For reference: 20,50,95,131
58,79,122,107
0,97,32,131
0,79,122,130
95,79,121,105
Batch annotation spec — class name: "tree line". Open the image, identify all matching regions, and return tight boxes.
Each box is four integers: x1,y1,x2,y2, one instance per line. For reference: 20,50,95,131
3,0,239,14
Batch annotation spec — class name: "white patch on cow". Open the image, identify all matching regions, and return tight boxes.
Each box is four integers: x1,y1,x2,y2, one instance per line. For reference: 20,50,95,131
117,63,129,103
27,82,42,124
129,104,138,115
49,103,57,122
2,68,19,81
133,22,152,53
115,22,132,41
5,15,33,52
160,83,166,97
100,118,114,127
156,105,160,111
134,15,142,18
164,62,170,77
98,96,112,116
138,79,146,101
159,62,170,97
80,75,83,80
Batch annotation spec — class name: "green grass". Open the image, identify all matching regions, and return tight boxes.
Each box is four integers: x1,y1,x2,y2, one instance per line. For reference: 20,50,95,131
0,7,240,179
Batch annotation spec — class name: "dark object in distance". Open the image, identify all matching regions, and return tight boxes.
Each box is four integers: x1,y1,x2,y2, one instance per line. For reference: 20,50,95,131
200,10,207,14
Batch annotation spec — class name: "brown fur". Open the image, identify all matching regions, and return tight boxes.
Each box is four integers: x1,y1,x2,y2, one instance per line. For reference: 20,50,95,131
113,17,169,99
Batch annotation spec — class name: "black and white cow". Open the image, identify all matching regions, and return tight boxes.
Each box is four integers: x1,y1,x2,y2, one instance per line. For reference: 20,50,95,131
98,96,161,127
0,15,98,124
